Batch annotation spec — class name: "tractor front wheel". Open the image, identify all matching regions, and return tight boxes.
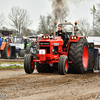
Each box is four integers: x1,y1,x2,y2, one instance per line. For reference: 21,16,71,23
58,55,69,75
24,54,35,74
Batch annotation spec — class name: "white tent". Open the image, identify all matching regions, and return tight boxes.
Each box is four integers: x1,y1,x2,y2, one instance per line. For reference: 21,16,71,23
86,36,100,46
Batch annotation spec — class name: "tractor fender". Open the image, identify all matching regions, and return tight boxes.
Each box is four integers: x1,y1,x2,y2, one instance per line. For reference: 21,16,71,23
69,36,85,43
0,42,7,50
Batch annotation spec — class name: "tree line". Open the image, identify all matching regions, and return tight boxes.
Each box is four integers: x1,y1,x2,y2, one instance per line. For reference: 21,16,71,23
0,6,34,36
0,5,100,36
37,4,100,36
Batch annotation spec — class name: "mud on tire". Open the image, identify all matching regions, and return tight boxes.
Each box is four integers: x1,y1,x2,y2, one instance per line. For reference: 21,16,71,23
69,38,89,74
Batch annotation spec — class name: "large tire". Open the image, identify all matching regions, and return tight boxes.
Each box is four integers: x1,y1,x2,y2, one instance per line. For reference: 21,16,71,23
36,62,53,73
58,55,69,75
10,46,16,59
24,54,35,74
1,44,12,59
19,50,25,57
69,38,89,74
25,45,31,54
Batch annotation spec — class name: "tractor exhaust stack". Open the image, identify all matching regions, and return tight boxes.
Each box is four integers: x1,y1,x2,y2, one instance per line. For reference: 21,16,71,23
53,21,57,40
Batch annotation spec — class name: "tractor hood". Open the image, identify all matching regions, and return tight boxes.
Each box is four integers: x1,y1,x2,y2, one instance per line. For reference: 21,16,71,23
39,36,63,46
37,36,64,61
10,43,24,49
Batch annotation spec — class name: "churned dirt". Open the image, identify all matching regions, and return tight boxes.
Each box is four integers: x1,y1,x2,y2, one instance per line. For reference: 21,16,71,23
0,69,100,100
0,59,24,63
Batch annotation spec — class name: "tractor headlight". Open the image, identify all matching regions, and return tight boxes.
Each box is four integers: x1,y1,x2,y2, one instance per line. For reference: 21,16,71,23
44,36,46,38
71,37,74,39
46,36,48,39
71,36,77,39
74,37,76,39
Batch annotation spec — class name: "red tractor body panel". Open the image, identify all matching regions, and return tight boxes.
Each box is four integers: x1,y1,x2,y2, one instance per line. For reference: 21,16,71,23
34,36,85,64
36,36,64,63
66,36,85,53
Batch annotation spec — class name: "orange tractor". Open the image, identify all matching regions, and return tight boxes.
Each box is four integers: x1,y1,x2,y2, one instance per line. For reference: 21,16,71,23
24,21,99,75
0,30,16,59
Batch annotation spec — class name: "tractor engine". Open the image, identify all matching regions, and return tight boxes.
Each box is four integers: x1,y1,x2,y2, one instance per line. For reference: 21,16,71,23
37,36,63,62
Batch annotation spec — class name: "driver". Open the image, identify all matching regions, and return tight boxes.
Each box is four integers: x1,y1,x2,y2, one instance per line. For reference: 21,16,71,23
56,24,68,48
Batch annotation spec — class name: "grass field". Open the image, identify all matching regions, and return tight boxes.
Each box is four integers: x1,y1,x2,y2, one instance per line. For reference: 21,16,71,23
0,62,24,69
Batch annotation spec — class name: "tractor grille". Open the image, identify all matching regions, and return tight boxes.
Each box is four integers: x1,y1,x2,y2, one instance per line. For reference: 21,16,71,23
40,42,50,45
40,47,50,54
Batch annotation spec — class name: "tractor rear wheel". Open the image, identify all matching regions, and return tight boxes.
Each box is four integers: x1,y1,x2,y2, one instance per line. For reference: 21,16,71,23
69,38,89,74
1,44,12,59
58,55,69,75
24,54,35,74
36,62,53,73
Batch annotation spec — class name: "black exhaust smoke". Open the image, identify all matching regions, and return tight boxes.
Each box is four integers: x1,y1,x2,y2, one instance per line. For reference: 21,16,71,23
49,0,83,22
50,0,68,22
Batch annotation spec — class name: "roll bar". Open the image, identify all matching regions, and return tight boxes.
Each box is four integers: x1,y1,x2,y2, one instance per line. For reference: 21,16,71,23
59,22,74,36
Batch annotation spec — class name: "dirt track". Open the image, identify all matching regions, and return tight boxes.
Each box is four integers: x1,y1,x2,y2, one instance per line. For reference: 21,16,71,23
0,59,24,63
0,69,100,100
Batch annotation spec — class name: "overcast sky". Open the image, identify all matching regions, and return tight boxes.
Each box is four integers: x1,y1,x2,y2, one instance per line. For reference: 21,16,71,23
0,0,99,31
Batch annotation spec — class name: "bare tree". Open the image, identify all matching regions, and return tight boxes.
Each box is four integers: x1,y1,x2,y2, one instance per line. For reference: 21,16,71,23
37,14,55,35
0,13,5,28
22,28,36,36
8,6,32,35
78,19,91,36
93,4,100,36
